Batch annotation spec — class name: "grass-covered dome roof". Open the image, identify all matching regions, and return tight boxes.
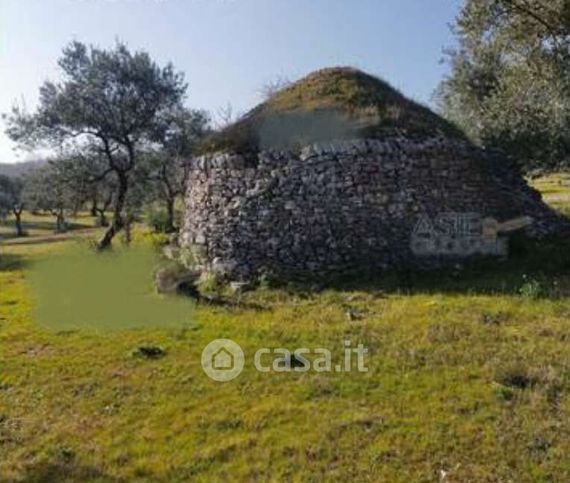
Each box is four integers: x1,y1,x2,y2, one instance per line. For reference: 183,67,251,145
200,67,464,154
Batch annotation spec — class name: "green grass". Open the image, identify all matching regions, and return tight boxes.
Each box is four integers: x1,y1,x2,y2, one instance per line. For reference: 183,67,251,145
1,182,570,482
531,172,570,217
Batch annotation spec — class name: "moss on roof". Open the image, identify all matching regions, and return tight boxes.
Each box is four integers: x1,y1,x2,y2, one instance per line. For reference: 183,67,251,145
199,67,464,154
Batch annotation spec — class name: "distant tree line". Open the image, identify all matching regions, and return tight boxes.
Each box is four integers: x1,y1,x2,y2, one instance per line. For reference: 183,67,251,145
0,175,24,236
436,0,569,173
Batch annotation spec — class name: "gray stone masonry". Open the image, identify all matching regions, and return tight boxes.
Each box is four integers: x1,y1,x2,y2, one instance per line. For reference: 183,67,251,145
180,136,565,280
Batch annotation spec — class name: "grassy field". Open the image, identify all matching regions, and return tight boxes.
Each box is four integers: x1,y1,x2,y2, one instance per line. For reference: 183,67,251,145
531,173,570,217
0,177,569,482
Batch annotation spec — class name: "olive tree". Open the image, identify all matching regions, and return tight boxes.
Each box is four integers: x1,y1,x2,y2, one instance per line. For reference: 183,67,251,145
436,0,570,172
24,164,73,233
48,151,117,227
0,175,25,236
5,41,188,249
146,107,210,232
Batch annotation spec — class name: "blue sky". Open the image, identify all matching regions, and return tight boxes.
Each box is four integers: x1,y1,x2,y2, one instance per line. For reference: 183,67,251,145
0,0,462,163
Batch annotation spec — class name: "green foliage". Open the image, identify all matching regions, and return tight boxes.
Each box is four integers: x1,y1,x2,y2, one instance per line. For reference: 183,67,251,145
5,41,187,152
23,163,74,232
174,246,199,269
437,0,570,172
196,271,225,298
4,40,189,248
24,163,71,211
143,107,210,232
518,276,544,299
0,174,24,218
127,227,171,250
144,205,172,233
257,268,280,291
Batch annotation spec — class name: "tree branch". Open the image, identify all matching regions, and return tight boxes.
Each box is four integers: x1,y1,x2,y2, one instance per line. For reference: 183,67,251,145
501,0,566,56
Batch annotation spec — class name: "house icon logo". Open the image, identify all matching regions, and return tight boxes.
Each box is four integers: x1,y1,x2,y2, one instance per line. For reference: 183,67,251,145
212,347,234,370
201,339,245,382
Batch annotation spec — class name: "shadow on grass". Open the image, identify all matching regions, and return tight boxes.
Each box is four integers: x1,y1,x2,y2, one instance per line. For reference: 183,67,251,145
21,461,121,483
0,234,86,247
0,253,28,272
0,220,94,239
279,236,570,299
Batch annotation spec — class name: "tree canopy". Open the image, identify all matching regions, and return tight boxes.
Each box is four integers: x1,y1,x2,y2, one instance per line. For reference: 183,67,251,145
436,0,570,172
145,106,210,231
5,41,189,248
0,174,25,236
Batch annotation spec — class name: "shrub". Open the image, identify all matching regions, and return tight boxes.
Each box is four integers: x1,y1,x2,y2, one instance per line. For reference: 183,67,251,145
197,272,225,298
129,229,171,250
145,232,171,250
518,276,543,299
257,268,280,290
178,247,199,269
145,206,171,233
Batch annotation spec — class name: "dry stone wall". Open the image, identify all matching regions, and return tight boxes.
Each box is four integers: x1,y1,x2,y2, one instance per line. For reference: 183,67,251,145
180,136,562,280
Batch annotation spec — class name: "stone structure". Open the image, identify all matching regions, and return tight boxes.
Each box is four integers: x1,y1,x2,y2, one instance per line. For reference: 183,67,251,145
180,134,564,280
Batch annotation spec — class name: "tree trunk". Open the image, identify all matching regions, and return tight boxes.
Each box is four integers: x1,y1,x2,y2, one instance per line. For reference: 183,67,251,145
165,197,176,233
90,197,98,217
97,218,122,250
55,210,67,233
97,171,127,250
14,211,24,237
95,209,109,227
124,214,132,245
